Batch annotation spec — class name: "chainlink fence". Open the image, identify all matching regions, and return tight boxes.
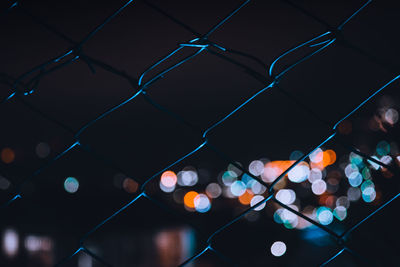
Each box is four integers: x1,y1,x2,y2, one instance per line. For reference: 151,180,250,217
1,0,399,266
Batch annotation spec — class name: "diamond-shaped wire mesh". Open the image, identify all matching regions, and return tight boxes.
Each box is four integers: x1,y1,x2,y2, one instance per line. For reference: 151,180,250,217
1,0,399,266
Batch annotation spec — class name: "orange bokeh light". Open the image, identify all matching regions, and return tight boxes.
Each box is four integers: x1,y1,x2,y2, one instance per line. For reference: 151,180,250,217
311,150,336,170
1,148,15,164
184,191,198,208
324,150,336,166
123,178,138,193
238,190,254,205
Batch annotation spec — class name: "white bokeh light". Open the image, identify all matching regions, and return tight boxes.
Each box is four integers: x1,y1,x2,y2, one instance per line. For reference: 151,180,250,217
308,168,322,183
2,229,19,257
270,241,286,257
194,194,211,213
250,195,266,211
288,164,309,183
249,160,264,176
311,180,326,195
275,189,296,205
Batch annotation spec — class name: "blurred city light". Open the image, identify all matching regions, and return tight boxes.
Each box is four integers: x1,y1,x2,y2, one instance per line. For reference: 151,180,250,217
2,229,19,258
250,195,266,211
270,241,286,257
35,142,51,158
64,177,79,193
1,147,15,164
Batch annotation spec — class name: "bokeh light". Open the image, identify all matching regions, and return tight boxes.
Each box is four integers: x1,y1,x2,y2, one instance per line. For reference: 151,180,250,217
336,196,350,209
270,241,286,257
123,178,138,193
160,181,175,193
2,229,19,257
161,171,177,188
249,160,264,176
1,148,15,164
184,191,198,209
333,206,347,221
177,170,198,186
249,180,266,194
64,177,79,193
345,164,359,179
362,187,376,203
278,206,299,229
348,173,363,187
230,180,246,196
376,140,390,156
205,183,222,199
35,142,51,158
0,176,11,190
324,150,336,166
24,235,53,252
384,108,398,124
194,194,211,213
288,163,309,183
311,180,326,195
250,195,266,211
309,148,323,163
308,168,322,183
349,152,363,166
275,189,296,205
238,190,254,205
316,207,333,225
347,187,361,201
228,162,243,176
262,161,293,183
222,171,238,186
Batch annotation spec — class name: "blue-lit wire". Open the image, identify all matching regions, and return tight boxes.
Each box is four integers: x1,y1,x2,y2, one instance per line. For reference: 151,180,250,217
320,248,345,267
178,245,210,267
337,0,372,30
203,0,251,38
269,132,336,189
202,82,275,138
74,89,143,138
0,0,395,266
333,75,400,130
341,192,400,239
268,31,334,79
140,141,207,191
78,0,135,47
79,192,145,243
206,194,274,245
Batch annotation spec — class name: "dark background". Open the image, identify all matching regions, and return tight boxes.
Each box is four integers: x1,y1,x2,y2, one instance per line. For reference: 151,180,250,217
0,0,399,266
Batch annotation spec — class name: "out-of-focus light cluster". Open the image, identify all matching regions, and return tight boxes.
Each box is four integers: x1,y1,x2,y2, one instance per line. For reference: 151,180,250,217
24,235,53,253
155,95,398,231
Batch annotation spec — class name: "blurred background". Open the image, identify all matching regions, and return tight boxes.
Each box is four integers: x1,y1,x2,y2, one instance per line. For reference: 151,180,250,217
0,0,399,266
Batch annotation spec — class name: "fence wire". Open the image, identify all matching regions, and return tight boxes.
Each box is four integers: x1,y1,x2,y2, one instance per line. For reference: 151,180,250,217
1,0,399,266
